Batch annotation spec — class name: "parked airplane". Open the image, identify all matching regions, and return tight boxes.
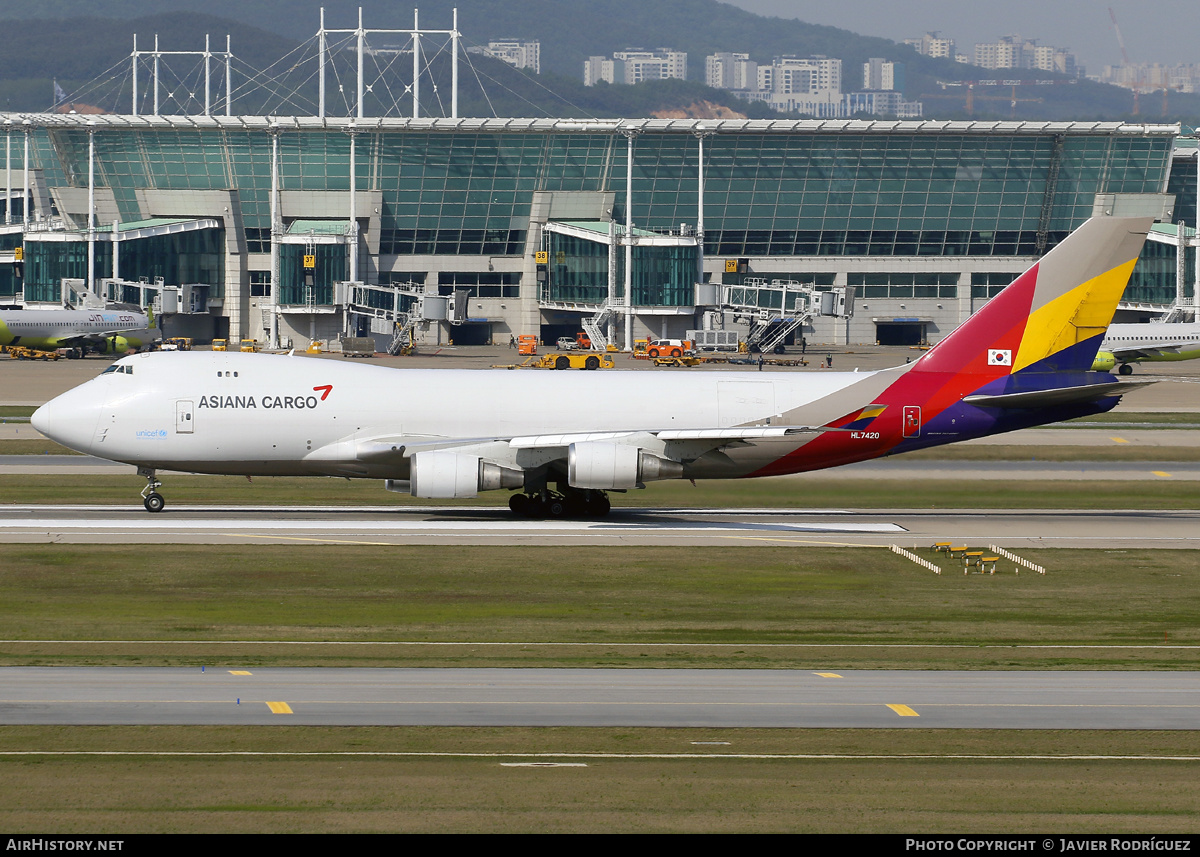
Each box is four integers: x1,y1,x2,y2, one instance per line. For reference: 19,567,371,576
1091,320,1200,374
33,216,1154,515
0,308,157,356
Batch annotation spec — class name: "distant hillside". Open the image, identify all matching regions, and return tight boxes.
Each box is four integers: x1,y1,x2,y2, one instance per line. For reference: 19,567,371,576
0,1,1195,122
0,13,298,113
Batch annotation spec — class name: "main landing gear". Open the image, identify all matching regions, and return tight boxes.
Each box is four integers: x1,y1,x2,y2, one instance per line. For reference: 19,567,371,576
508,489,611,519
139,467,165,513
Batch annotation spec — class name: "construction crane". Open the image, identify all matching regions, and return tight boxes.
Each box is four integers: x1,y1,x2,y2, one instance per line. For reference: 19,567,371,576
1109,6,1141,115
930,79,1065,117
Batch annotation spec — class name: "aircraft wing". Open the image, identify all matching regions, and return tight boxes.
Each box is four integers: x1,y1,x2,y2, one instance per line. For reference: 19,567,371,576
511,426,826,446
348,425,830,465
1109,344,1188,360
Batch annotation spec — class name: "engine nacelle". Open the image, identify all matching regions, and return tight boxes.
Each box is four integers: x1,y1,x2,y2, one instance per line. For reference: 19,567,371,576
408,451,523,498
97,336,131,355
1091,350,1116,372
568,442,684,490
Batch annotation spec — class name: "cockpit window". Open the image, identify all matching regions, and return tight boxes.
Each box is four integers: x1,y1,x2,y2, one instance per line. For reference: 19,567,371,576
100,365,133,375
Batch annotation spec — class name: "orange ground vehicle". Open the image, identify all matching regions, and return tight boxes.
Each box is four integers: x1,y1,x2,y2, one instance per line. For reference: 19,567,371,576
645,339,693,358
517,334,538,355
575,331,592,350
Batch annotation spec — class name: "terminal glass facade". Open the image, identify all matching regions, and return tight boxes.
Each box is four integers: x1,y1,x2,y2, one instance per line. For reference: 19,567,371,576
22,230,224,304
544,230,698,306
9,118,1184,330
1124,238,1195,305
279,243,345,305
35,123,1173,269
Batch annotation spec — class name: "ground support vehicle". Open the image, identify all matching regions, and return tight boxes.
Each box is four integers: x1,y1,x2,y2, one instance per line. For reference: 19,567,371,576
341,337,376,358
531,352,615,370
645,339,695,359
3,345,60,360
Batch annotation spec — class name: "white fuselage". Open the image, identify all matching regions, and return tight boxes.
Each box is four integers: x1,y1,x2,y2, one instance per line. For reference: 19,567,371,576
1102,321,1200,361
33,351,869,480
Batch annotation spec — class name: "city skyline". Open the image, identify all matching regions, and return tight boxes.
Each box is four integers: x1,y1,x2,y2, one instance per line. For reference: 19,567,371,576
722,0,1198,72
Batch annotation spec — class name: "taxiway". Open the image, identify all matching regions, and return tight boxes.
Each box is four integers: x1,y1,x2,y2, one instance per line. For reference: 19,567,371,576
2,667,1198,728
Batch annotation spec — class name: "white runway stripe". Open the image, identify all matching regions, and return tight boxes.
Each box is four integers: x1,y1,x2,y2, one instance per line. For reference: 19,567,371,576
0,516,906,534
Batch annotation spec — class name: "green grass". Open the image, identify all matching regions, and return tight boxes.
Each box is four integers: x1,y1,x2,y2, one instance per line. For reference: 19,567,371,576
0,439,80,455
0,406,35,418
1,727,1198,832
902,445,1200,461
1069,412,1200,426
2,545,1197,670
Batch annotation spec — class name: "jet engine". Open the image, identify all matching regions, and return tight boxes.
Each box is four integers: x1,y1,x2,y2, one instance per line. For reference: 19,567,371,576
97,336,131,354
408,451,523,498
1090,350,1116,372
567,441,683,490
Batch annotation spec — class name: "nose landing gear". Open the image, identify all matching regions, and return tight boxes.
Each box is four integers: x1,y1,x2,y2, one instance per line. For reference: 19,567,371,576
139,467,165,513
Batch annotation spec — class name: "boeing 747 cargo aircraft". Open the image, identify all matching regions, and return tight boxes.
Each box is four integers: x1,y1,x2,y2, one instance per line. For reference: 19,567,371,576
33,217,1154,516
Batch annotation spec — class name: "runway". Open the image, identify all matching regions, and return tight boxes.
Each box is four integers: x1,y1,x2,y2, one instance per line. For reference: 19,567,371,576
0,667,1197,728
2,503,1199,548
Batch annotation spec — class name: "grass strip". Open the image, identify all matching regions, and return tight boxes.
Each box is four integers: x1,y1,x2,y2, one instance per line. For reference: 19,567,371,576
1,727,1198,833
0,440,81,455
2,545,1197,669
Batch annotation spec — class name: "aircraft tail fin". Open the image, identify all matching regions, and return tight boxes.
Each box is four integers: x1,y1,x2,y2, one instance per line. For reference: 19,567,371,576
913,216,1153,379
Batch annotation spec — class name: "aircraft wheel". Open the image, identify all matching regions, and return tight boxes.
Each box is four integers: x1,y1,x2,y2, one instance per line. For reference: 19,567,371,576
546,497,567,518
585,356,599,370
1118,363,1133,376
144,492,165,513
555,356,570,370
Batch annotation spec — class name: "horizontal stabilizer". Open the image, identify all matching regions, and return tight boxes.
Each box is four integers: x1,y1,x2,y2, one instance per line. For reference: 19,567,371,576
963,380,1156,409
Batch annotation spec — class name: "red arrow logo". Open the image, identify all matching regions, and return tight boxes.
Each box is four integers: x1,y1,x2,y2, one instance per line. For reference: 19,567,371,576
313,385,333,401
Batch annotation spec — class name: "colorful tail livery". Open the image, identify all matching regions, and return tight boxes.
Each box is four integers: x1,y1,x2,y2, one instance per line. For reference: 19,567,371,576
32,217,1153,516
757,215,1156,475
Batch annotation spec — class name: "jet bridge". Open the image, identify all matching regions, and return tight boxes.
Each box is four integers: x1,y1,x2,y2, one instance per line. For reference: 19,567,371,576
344,280,465,354
722,279,850,352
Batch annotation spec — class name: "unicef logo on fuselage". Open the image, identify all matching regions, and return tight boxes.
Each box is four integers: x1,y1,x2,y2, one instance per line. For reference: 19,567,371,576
136,428,168,439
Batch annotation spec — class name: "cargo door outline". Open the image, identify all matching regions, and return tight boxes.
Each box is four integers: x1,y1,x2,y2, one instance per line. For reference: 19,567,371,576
176,400,194,434
902,405,921,438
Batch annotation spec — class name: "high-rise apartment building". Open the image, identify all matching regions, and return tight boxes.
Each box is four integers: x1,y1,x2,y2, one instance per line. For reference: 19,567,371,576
611,49,688,83
473,40,540,74
706,52,757,90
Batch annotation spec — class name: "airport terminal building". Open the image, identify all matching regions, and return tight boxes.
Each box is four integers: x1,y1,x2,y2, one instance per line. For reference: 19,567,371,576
0,114,1192,349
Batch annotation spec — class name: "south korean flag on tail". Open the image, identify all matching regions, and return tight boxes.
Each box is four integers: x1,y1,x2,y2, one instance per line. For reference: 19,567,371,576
987,348,1012,367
